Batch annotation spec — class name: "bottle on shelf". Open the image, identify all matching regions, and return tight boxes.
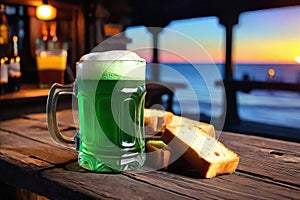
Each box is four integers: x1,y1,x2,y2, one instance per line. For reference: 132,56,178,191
0,4,21,94
6,35,21,92
0,4,8,45
0,57,8,94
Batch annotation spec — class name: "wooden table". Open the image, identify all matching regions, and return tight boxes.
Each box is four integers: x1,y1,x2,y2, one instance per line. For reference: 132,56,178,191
0,109,299,199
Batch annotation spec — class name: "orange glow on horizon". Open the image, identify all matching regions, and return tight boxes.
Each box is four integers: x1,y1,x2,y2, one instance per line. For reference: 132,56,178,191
135,50,224,64
234,40,300,64
134,43,299,64
132,36,299,64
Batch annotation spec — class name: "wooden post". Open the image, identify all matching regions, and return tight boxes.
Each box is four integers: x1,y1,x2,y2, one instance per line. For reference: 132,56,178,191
219,13,240,126
147,28,162,81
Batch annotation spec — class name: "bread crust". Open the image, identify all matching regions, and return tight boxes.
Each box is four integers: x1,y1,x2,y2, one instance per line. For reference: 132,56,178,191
162,125,240,178
144,109,215,138
168,115,215,138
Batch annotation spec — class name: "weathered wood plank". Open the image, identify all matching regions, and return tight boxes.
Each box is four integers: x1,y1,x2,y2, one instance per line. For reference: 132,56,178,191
39,165,193,200
123,166,299,200
0,130,77,168
219,132,300,186
219,131,300,153
0,128,78,198
0,118,76,149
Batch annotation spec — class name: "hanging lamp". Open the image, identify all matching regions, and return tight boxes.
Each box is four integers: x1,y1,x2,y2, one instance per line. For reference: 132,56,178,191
36,0,57,21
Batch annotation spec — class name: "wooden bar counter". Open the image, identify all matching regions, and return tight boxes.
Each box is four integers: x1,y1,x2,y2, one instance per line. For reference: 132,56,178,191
0,84,72,121
0,109,299,199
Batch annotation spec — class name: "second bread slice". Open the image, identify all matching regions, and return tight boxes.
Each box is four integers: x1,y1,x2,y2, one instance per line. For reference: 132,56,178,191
161,125,240,178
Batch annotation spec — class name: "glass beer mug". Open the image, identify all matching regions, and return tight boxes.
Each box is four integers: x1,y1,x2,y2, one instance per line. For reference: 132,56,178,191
47,50,147,172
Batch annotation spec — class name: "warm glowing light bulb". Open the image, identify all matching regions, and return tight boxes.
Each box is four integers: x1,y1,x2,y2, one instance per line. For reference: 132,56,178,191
16,56,20,62
295,56,300,63
36,4,57,21
13,36,18,42
268,68,275,79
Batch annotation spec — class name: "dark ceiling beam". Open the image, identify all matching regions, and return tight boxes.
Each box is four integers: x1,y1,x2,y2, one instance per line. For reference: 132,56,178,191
125,0,300,27
4,0,79,9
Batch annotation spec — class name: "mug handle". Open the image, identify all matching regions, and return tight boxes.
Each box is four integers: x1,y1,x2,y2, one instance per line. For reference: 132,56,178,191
46,83,75,145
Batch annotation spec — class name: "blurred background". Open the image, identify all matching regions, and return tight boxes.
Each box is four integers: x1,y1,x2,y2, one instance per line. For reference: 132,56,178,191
1,0,300,140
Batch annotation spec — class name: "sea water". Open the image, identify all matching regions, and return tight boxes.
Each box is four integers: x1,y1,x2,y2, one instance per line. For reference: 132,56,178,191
146,63,300,129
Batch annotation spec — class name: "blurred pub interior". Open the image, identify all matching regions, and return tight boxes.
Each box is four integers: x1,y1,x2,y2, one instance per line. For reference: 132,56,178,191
1,0,86,86
1,0,144,89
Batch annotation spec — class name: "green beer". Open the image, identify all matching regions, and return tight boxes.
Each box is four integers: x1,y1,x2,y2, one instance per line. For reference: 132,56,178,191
76,79,146,172
75,53,146,172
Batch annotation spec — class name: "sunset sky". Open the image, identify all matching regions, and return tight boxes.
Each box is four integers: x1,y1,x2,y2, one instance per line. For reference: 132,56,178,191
126,5,300,64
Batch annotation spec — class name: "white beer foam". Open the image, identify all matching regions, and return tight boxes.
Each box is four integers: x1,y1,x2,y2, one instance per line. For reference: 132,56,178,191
80,50,145,62
77,51,146,80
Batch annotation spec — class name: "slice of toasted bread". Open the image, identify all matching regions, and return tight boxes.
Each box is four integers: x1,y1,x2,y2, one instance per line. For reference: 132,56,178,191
161,125,240,178
144,108,173,136
168,115,215,138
